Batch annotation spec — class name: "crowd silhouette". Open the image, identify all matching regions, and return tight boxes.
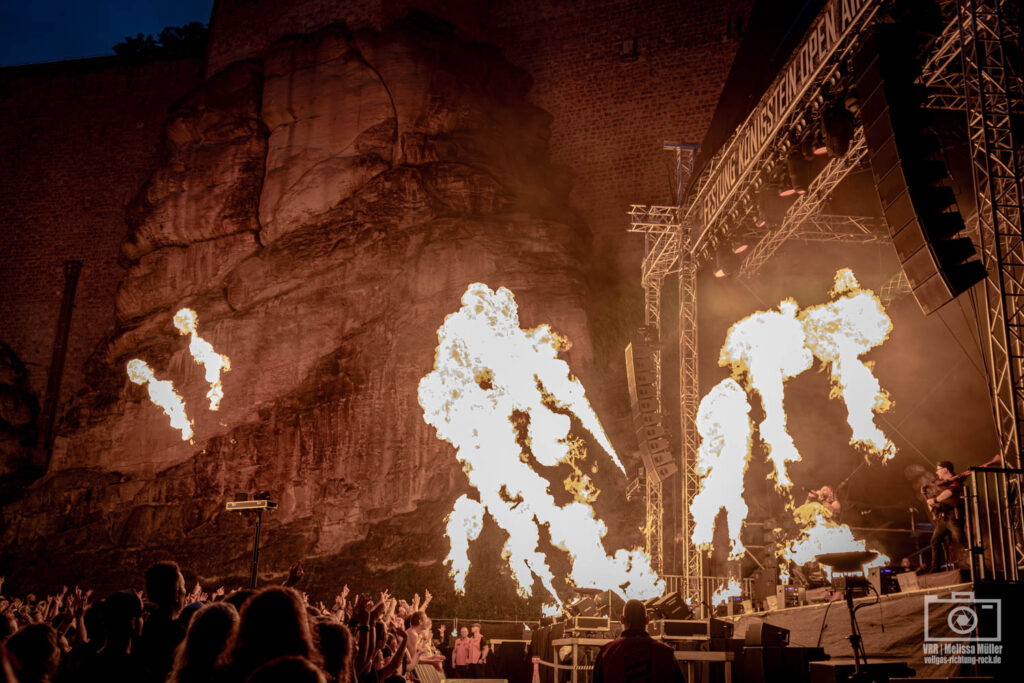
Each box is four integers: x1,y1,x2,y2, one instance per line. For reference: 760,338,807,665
0,562,442,683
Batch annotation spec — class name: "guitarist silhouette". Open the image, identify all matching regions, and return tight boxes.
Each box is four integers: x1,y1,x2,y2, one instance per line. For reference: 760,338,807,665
920,455,1002,573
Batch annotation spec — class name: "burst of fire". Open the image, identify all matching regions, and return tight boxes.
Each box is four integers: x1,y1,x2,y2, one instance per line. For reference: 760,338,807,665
445,495,486,592
782,503,889,573
173,308,231,411
719,300,812,490
710,578,743,607
419,283,662,606
800,269,895,460
127,359,193,441
695,269,894,579
692,378,752,558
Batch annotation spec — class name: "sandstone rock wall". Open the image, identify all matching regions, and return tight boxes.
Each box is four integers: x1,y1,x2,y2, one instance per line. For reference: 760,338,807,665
1,19,602,608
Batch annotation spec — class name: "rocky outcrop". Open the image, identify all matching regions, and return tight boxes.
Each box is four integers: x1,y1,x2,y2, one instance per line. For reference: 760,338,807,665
0,18,601,608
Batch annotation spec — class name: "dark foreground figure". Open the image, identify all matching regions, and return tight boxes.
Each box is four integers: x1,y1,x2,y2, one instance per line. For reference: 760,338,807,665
593,600,684,683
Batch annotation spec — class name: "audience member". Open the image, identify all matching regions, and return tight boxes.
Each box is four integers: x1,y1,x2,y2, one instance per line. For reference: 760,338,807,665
7,623,61,683
246,655,326,683
593,600,683,683
169,602,239,683
223,586,321,683
138,561,188,682
313,617,353,683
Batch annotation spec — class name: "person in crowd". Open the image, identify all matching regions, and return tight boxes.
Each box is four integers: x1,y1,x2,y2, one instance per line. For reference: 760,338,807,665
83,591,146,683
224,589,257,614
593,600,683,683
222,586,322,683
168,601,239,683
138,561,188,682
468,623,488,678
246,655,327,683
313,617,353,683
404,611,434,672
6,623,60,683
55,604,104,682
1,645,19,683
451,626,472,678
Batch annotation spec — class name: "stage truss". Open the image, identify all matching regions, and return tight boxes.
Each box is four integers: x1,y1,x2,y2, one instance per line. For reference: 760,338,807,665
626,0,1024,606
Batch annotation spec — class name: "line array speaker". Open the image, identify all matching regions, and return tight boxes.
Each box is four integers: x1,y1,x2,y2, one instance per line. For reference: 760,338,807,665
854,24,986,315
624,330,677,482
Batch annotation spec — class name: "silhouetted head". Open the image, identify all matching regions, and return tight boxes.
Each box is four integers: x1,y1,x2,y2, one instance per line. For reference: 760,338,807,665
246,655,325,683
6,623,60,683
620,600,648,631
227,586,319,680
103,591,144,642
146,561,186,615
225,589,257,613
169,602,238,683
409,612,431,632
313,618,352,683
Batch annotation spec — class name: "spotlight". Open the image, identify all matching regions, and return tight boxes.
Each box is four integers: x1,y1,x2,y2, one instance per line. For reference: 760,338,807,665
811,129,828,156
731,237,749,255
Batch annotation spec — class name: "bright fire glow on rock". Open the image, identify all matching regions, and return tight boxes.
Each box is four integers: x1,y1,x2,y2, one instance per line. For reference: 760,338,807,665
800,269,895,460
719,300,812,489
419,283,661,606
127,359,193,441
710,578,743,607
173,308,231,411
692,379,752,558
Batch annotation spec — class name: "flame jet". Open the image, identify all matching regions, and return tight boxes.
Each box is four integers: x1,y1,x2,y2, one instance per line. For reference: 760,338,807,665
782,503,889,572
127,359,193,441
800,269,895,460
719,300,812,489
445,495,486,591
419,284,662,605
173,308,231,411
692,378,752,558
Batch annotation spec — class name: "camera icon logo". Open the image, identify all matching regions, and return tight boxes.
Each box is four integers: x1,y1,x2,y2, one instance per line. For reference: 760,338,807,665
925,592,1001,642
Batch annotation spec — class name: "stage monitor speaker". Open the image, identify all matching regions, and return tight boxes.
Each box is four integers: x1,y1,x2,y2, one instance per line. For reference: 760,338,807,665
854,26,986,315
651,592,692,620
745,622,790,647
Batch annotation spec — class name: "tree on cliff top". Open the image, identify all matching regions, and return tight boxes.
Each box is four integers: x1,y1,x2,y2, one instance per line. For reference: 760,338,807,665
113,22,208,62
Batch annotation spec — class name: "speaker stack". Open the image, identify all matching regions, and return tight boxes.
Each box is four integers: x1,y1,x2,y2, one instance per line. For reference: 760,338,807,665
624,329,677,482
854,23,986,315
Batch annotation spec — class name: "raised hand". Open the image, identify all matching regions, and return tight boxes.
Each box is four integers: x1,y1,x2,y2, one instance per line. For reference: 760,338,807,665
284,562,304,587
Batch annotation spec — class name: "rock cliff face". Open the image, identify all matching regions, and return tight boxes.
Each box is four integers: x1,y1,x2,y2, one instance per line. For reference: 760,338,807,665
0,19,602,608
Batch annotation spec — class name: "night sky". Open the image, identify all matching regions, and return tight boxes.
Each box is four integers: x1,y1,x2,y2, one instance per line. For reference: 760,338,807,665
0,0,213,67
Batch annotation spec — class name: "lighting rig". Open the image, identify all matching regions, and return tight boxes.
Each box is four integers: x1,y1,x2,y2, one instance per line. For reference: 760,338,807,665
628,0,1024,608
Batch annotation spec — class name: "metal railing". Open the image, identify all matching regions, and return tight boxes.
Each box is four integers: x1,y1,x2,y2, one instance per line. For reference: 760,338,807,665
964,467,1024,582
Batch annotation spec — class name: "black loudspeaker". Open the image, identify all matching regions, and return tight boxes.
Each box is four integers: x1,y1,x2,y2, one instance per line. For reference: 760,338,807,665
650,591,693,620
744,622,790,646
624,330,677,482
854,25,986,315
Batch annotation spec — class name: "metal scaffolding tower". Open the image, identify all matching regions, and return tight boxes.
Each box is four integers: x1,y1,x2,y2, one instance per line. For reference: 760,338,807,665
627,144,699,581
956,0,1024,468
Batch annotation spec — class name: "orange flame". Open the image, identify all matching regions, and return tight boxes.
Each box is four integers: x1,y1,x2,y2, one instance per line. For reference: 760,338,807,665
173,308,231,411
127,359,193,441
692,379,752,558
419,284,662,606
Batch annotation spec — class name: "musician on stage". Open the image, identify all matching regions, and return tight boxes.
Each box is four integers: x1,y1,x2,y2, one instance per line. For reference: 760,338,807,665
923,460,965,574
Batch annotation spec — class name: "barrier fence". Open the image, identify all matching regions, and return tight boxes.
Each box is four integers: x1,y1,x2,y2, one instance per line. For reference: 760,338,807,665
964,466,1024,582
